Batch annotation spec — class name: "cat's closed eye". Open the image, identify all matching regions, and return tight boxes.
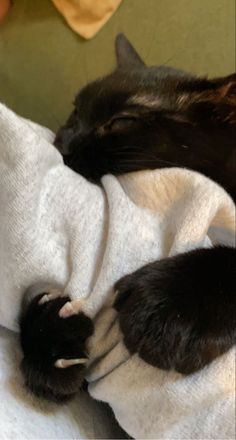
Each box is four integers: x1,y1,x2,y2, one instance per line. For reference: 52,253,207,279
101,114,139,134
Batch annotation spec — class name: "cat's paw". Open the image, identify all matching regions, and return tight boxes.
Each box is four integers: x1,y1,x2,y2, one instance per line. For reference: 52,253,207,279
20,292,94,402
114,247,236,375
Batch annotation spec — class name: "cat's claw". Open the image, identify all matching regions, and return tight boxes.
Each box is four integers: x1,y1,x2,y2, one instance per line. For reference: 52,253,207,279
37,289,85,319
54,358,87,369
38,289,63,305
59,299,84,318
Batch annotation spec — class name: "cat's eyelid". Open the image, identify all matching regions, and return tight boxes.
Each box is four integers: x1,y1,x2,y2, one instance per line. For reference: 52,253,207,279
97,112,139,135
106,114,139,130
111,111,138,121
107,114,138,132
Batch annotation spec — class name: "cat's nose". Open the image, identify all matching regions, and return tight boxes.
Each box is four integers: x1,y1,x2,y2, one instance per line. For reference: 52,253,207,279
54,128,74,155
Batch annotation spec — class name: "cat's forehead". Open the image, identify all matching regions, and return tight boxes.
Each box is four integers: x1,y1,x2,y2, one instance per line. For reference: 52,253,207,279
73,66,193,122
75,71,140,106
74,72,140,122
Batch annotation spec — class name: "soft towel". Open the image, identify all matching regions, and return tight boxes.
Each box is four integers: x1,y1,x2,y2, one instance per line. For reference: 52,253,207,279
0,327,124,439
0,104,235,439
52,0,123,39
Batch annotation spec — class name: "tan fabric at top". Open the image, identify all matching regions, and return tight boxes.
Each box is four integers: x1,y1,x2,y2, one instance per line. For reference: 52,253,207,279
52,0,123,39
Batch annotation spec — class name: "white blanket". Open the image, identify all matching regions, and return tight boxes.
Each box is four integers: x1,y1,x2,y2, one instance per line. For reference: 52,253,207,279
0,103,235,439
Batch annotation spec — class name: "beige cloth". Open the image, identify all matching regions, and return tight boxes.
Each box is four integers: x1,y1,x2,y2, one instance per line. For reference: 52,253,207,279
52,0,122,39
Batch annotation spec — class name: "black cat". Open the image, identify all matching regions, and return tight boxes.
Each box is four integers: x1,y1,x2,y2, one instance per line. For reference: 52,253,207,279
20,35,236,402
55,34,236,198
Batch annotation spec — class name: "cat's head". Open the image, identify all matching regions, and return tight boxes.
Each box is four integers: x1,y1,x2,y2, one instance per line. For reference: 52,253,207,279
55,34,236,181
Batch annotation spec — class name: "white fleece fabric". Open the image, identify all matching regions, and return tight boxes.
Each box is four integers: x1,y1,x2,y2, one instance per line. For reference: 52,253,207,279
0,103,235,439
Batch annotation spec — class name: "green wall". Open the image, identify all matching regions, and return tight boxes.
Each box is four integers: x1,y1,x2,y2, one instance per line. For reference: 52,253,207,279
0,0,235,131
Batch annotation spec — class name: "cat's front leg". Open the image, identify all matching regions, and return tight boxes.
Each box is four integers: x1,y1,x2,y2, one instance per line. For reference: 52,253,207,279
114,246,236,374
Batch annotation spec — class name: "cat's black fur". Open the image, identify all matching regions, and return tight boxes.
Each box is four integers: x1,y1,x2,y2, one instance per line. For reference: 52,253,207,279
114,247,236,374
20,35,236,402
55,35,236,199
20,293,93,402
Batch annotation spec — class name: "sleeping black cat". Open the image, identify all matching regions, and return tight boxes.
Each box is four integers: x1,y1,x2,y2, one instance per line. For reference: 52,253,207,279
20,34,236,402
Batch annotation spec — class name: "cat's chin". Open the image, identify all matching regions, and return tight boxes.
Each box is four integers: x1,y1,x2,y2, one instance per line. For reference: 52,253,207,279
62,153,104,183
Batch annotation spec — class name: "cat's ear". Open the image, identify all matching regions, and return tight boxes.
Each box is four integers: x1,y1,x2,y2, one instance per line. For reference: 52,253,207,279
115,34,145,69
209,73,236,98
187,73,236,125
